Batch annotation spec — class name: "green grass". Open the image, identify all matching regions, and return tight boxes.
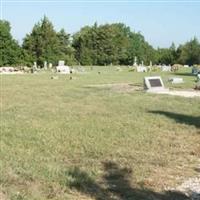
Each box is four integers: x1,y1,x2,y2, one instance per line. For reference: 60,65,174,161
0,66,200,200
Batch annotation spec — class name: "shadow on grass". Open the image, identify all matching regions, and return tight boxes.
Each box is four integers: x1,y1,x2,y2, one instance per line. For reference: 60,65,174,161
67,161,190,200
173,72,194,77
149,111,200,128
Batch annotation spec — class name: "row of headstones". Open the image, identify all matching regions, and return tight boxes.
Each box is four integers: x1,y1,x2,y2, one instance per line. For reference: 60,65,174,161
33,61,53,71
33,61,70,73
136,65,174,73
34,60,87,74
133,57,191,73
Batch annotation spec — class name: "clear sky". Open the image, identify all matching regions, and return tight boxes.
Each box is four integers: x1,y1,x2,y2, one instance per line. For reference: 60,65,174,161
1,0,200,48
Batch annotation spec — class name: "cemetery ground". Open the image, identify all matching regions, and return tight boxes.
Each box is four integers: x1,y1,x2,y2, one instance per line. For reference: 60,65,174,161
1,66,200,200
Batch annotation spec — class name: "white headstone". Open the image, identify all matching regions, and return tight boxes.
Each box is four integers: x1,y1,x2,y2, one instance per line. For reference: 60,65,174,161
49,63,52,69
133,56,137,66
58,60,65,66
56,65,70,74
32,62,37,72
197,74,200,81
56,60,71,74
136,66,147,72
168,77,184,84
44,61,47,69
161,65,171,72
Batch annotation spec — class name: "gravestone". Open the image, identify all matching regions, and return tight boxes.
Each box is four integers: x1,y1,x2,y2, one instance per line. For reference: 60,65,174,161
195,80,200,90
32,62,37,73
33,62,37,68
144,76,168,92
56,60,70,74
49,63,52,69
168,77,184,84
197,74,200,82
192,67,200,75
133,56,137,67
136,66,147,72
161,65,171,72
44,61,47,70
58,60,65,66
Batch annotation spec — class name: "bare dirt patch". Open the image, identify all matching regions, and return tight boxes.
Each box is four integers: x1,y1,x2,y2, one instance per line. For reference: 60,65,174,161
87,83,200,97
86,83,142,93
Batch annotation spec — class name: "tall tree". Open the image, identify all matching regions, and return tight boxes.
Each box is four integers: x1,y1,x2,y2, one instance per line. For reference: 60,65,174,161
72,23,155,66
127,32,156,65
56,29,76,65
0,20,22,66
22,16,60,66
73,25,96,65
177,38,200,65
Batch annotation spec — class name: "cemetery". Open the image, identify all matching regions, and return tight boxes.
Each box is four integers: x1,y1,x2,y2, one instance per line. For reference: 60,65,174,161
1,63,200,200
1,9,200,200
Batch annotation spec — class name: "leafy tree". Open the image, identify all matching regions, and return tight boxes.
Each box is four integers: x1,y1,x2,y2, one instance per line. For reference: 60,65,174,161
128,32,156,65
2,17,200,67
56,29,76,65
177,38,200,65
155,43,178,65
0,20,22,66
72,23,155,66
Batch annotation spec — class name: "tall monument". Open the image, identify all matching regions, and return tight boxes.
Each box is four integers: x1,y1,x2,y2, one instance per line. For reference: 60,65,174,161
133,56,137,67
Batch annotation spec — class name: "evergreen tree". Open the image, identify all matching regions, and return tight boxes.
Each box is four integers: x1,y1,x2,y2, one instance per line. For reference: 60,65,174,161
22,16,60,66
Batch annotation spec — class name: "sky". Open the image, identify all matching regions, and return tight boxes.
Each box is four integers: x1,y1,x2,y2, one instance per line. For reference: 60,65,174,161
1,0,200,48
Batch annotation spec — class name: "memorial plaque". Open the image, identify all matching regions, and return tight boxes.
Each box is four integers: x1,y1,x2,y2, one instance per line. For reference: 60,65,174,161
144,76,167,92
149,79,162,87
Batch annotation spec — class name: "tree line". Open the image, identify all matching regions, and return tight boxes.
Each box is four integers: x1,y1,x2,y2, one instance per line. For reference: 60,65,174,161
0,16,200,67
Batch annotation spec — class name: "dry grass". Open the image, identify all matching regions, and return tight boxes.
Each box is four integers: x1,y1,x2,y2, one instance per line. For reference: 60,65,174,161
0,66,199,199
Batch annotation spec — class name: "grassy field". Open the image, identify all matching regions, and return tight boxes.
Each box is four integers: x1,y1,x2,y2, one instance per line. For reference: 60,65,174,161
0,66,200,200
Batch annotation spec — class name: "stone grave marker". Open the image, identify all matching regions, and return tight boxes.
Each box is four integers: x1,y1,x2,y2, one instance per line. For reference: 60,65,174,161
192,67,200,75
44,61,47,70
58,60,65,66
49,63,52,69
32,62,37,73
133,56,137,67
56,60,70,74
144,76,168,92
136,65,147,72
197,74,200,82
168,77,184,84
161,65,171,72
